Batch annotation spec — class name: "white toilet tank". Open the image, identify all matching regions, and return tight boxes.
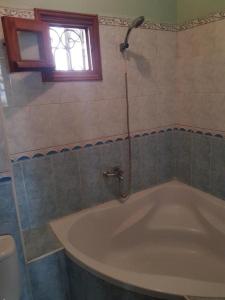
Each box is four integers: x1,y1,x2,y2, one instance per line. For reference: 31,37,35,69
0,235,21,300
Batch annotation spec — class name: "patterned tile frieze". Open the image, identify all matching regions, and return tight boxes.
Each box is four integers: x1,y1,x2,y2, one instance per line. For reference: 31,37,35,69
178,11,225,31
0,6,34,19
10,126,174,162
99,15,179,31
9,125,225,162
174,124,225,139
0,171,11,183
15,127,225,262
14,129,174,233
2,6,225,31
0,6,177,31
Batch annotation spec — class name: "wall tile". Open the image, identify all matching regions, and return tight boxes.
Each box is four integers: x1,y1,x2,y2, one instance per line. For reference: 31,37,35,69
174,130,191,184
157,131,174,183
3,106,33,154
13,162,30,230
177,18,225,135
1,24,176,156
131,135,158,192
0,108,9,173
21,156,58,229
211,136,225,199
51,151,82,216
191,133,212,192
23,225,62,262
129,96,159,132
101,141,122,200
78,146,105,207
0,180,16,223
0,180,32,300
28,251,70,300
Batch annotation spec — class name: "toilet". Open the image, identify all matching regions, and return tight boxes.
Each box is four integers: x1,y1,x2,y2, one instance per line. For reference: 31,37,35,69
0,235,21,300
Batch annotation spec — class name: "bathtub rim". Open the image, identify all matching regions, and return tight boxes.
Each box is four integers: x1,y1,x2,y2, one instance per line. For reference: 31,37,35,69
50,180,225,299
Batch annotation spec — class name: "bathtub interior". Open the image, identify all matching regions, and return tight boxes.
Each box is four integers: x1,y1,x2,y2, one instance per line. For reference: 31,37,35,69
66,181,225,284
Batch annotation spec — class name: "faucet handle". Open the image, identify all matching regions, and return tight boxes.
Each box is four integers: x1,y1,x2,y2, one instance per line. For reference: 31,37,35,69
103,167,124,181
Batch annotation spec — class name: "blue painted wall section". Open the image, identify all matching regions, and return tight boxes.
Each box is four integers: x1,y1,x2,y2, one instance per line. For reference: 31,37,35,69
12,130,174,261
174,129,225,199
28,251,70,300
8,128,225,300
0,179,32,300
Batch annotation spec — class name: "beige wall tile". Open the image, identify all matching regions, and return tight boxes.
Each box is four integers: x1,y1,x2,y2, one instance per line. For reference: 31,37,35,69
177,19,225,132
0,107,9,172
1,23,176,155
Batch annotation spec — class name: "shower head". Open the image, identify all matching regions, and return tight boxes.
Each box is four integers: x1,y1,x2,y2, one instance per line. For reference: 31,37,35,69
120,16,145,52
130,16,145,29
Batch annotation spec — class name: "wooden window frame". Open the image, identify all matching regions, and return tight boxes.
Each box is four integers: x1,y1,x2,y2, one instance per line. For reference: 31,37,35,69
1,16,54,72
35,8,102,82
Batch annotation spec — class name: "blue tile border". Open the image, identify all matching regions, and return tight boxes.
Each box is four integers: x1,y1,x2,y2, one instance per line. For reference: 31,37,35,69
11,128,174,162
10,127,225,163
0,176,12,183
12,127,225,262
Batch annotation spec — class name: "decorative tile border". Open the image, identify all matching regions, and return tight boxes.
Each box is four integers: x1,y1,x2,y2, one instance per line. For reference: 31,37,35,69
174,124,225,138
178,11,225,31
2,6,225,31
0,6,34,19
11,126,174,162
10,124,225,162
99,16,179,31
0,6,177,31
0,172,11,182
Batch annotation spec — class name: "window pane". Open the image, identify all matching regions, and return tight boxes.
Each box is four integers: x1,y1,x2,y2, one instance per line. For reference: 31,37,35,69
49,26,90,71
17,31,41,60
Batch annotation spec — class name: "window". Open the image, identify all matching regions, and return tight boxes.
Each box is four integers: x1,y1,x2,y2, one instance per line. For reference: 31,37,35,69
35,9,102,81
1,16,54,72
1,9,102,81
49,27,90,71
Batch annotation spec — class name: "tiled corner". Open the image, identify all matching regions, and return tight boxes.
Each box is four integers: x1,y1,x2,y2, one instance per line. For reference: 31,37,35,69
131,134,158,192
174,130,192,184
157,130,175,183
191,133,212,193
28,251,70,300
0,108,10,173
23,225,62,262
211,136,225,199
0,179,32,300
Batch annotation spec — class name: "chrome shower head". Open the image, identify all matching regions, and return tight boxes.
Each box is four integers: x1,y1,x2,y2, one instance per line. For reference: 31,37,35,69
120,16,145,52
130,16,145,29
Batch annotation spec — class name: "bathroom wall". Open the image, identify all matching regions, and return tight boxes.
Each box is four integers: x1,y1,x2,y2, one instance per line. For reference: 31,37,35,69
0,112,9,174
3,19,176,261
174,13,225,198
176,20,225,132
0,110,32,300
177,0,225,24
0,6,176,300
0,0,177,23
2,2,225,300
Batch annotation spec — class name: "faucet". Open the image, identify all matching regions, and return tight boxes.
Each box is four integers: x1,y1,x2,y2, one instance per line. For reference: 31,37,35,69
103,167,124,182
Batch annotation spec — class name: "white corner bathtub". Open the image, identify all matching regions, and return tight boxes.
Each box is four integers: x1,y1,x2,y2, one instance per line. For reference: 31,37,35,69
50,180,225,299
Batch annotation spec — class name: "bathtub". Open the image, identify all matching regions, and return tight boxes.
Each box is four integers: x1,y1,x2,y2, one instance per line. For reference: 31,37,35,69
50,180,225,299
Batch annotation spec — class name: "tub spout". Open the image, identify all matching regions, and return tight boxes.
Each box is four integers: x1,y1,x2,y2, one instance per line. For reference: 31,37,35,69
103,167,124,182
